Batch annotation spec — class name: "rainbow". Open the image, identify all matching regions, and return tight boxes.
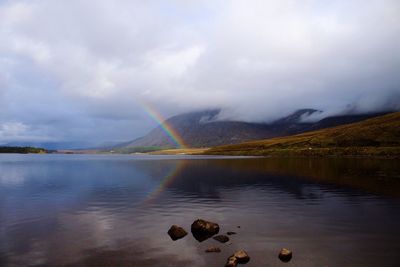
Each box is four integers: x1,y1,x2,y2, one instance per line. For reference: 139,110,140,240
140,102,187,148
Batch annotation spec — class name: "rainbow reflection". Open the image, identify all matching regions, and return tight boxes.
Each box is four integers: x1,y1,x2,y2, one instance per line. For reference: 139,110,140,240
142,160,186,205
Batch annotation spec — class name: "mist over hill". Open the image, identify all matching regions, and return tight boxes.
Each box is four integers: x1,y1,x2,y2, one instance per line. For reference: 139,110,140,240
118,109,391,150
206,111,400,157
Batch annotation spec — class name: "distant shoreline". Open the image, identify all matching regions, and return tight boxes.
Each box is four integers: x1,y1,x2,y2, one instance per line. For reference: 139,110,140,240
1,147,399,159
0,146,50,154
51,147,400,159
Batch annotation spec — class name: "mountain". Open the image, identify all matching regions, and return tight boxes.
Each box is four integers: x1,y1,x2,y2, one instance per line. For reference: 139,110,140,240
118,110,277,149
117,109,392,150
205,112,400,157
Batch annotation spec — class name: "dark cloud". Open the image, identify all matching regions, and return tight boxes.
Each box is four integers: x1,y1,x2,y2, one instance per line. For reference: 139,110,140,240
0,0,399,145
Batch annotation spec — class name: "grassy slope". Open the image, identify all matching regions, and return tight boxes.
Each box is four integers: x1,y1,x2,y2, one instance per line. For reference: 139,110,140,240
205,112,400,157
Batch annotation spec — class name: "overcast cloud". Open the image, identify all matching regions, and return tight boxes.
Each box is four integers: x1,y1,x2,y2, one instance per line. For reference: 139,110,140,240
0,0,399,146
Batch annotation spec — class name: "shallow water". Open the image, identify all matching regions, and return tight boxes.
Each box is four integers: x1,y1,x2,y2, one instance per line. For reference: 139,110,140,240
0,154,400,267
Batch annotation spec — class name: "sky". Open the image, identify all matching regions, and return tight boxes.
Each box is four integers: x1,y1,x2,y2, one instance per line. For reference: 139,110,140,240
0,0,399,147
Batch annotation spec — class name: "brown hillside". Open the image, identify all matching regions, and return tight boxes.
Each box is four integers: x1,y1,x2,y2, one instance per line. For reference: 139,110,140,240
205,112,400,157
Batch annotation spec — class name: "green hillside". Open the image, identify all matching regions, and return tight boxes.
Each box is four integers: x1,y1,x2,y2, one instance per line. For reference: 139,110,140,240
205,112,400,157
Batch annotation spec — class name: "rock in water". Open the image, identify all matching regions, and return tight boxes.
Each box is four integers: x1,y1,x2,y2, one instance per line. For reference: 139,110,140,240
213,235,230,243
225,255,238,267
227,231,237,235
278,248,292,262
205,246,221,253
191,219,219,242
225,250,250,266
233,250,250,264
167,225,187,241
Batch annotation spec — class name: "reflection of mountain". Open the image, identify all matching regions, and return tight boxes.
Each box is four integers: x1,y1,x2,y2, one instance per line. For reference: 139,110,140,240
146,158,400,198
119,109,390,149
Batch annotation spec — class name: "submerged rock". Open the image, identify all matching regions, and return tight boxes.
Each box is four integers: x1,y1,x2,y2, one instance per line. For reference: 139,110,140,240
213,235,230,243
278,248,292,262
191,219,219,242
225,255,238,267
233,250,250,264
227,231,237,235
205,246,221,253
167,225,188,241
225,250,250,266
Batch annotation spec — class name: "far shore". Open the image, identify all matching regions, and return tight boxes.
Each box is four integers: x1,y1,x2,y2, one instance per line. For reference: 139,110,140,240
47,147,399,159
146,148,208,155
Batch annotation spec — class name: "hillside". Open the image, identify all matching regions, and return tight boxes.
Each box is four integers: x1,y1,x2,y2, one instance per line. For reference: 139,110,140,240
120,110,278,149
205,112,400,157
116,109,390,151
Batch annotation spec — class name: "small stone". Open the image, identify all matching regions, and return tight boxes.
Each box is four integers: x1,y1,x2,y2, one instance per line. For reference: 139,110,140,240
237,226,241,228
233,250,250,264
191,219,220,242
167,225,187,241
278,248,292,262
205,246,221,253
227,231,237,235
225,255,238,267
213,235,230,243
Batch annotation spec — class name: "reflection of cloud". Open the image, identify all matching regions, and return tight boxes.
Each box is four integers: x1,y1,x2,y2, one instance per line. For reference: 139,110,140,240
66,208,206,265
0,166,26,186
3,207,207,266
5,239,48,266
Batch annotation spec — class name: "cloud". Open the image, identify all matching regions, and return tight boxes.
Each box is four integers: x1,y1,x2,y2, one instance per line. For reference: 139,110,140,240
0,121,28,136
0,0,399,144
0,121,57,142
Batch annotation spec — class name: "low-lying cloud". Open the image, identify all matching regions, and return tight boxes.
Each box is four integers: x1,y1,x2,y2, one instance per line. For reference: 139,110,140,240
0,0,399,146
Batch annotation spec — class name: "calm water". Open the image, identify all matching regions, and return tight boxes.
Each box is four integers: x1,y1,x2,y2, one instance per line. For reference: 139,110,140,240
1,154,400,267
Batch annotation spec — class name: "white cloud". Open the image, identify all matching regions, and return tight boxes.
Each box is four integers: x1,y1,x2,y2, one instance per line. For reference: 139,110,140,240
0,122,28,137
0,121,56,143
145,45,204,78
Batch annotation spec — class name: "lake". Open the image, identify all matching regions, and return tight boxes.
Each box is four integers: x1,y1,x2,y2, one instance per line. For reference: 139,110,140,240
0,154,400,267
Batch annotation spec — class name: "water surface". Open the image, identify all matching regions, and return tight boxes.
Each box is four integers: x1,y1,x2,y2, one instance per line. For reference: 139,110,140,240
0,154,400,267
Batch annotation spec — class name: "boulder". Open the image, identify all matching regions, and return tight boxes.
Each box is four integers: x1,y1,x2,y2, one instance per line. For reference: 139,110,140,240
278,248,292,262
225,255,238,267
205,246,221,253
213,235,230,243
167,225,187,241
233,250,250,264
191,219,219,242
